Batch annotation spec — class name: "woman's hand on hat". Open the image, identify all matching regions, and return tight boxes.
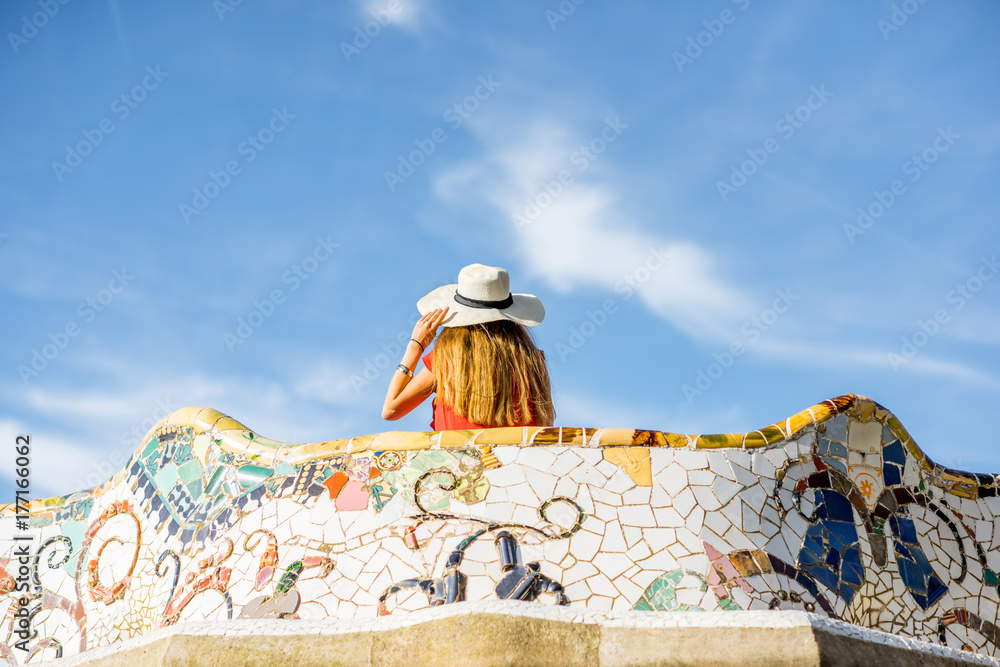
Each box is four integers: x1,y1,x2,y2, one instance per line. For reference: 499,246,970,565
412,307,449,349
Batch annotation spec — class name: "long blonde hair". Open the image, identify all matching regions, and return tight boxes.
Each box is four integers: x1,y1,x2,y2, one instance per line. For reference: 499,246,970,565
432,320,554,427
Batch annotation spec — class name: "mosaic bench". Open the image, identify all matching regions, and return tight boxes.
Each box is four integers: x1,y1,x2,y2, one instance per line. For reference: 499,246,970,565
3,393,1000,663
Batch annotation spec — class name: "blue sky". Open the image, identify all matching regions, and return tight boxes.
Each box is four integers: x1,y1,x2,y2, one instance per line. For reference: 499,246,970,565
1,0,998,497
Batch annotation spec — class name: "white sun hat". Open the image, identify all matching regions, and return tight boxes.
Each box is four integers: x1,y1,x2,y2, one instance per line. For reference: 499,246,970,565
417,264,545,328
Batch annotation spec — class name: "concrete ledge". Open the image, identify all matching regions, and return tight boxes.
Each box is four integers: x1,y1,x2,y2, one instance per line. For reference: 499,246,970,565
35,602,998,667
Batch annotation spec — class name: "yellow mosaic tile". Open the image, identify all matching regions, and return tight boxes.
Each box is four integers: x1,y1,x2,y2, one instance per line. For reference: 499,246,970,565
602,448,652,486
740,432,769,449
694,433,740,449
664,433,690,448
472,427,524,446
559,428,587,445
592,429,641,447
529,427,563,445
213,416,250,433
439,429,477,448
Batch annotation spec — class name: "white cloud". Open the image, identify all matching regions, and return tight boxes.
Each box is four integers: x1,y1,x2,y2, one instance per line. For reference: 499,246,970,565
359,0,433,32
432,117,755,342
3,370,357,498
24,387,136,421
1,366,362,499
752,338,1000,390
895,355,1000,390
430,110,993,387
0,418,98,497
938,309,1000,346
293,358,367,407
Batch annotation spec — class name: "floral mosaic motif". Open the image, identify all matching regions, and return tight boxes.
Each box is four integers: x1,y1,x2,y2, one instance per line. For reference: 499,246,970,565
161,538,234,627
239,557,334,620
377,470,580,615
6,394,1000,660
774,431,959,613
633,570,710,611
82,501,141,606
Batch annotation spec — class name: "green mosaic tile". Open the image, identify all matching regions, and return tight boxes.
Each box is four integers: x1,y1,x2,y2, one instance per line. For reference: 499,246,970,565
154,464,179,491
236,464,274,490
274,461,296,476
177,459,205,484
142,437,160,462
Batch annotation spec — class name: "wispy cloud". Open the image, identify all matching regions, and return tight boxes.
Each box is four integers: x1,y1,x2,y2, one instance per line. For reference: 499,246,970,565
23,387,137,421
0,418,98,497
432,116,756,342
359,0,435,32
293,358,367,407
752,338,1000,390
107,0,132,64
2,365,360,455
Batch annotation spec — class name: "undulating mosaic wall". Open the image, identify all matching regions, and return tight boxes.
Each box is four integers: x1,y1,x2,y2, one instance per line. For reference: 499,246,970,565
3,394,1000,662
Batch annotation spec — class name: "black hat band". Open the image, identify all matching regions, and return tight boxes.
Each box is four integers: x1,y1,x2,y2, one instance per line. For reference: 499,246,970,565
453,291,514,310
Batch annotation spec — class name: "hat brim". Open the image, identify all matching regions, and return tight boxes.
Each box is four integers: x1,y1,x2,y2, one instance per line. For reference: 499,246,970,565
417,284,545,328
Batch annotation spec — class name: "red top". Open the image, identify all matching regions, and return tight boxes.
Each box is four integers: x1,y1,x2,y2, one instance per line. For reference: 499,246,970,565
422,350,538,431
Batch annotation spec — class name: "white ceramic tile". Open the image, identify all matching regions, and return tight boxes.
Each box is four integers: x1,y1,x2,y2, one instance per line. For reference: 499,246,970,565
492,446,519,466
712,477,742,507
548,450,583,477
506,481,540,508
625,541,652,563
671,489,697,518
524,468,558,502
673,451,709,470
621,486,652,505
592,552,633,579
652,506,686,529
659,463,688,496
691,485,722,512
685,506,705,537
602,520,628,553
517,447,557,471
487,464,526,487
621,525,643,549
591,486,624,507
618,505,656,529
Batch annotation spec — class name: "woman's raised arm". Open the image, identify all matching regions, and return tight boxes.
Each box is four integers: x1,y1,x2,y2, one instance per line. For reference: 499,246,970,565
381,307,449,421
